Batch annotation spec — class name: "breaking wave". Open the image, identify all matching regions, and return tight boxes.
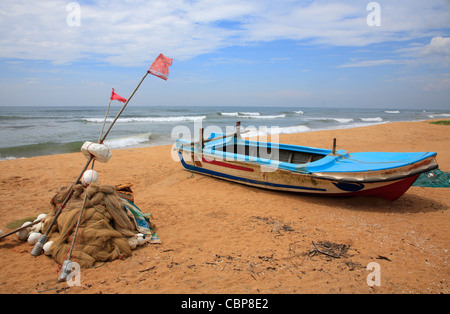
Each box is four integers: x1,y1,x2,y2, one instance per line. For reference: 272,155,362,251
219,112,260,117
307,117,354,123
219,112,285,119
242,125,311,137
103,133,152,149
428,113,450,118
359,117,383,122
84,116,206,123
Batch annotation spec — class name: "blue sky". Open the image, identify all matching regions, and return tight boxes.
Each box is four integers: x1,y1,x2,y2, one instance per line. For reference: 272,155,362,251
0,0,449,109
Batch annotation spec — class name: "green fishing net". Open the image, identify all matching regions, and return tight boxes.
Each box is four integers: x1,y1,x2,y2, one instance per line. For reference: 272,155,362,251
413,169,450,188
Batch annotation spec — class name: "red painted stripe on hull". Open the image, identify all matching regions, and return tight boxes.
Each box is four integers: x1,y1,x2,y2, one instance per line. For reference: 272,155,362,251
201,158,255,172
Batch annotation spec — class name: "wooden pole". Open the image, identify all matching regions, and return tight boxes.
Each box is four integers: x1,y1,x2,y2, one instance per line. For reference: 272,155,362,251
99,99,112,142
57,190,90,282
30,71,150,257
58,75,148,280
100,72,148,143
181,129,249,148
200,128,204,150
30,156,93,256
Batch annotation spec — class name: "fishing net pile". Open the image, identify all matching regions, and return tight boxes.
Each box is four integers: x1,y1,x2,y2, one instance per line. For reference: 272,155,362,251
42,183,157,268
413,169,450,188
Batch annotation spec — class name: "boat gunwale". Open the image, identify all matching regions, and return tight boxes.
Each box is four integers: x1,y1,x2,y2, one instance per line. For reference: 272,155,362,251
175,135,438,184
177,148,438,184
176,134,337,173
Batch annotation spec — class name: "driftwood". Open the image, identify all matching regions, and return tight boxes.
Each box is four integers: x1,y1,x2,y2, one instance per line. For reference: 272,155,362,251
309,241,349,259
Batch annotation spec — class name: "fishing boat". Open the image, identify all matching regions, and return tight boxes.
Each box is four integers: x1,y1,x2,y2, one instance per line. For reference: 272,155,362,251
174,125,438,201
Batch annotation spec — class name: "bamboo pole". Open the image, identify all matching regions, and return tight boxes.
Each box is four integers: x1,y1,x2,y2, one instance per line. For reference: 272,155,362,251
98,99,112,142
30,71,150,257
58,90,115,281
100,72,148,143
57,190,90,282
30,156,93,256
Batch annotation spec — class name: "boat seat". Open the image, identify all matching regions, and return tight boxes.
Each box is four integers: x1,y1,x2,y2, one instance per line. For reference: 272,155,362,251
291,152,311,164
287,152,293,163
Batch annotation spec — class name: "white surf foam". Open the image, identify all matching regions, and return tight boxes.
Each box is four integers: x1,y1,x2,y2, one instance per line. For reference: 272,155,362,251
84,116,206,123
103,133,152,149
241,125,311,138
359,117,383,122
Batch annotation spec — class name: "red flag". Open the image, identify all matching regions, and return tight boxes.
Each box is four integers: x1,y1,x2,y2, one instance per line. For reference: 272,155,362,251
111,88,127,103
148,54,173,80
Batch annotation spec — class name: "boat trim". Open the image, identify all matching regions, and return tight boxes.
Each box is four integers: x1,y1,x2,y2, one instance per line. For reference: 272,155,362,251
178,151,327,192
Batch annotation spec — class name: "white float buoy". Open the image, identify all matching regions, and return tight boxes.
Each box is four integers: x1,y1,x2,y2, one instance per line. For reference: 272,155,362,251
31,222,43,233
43,241,54,255
27,232,41,245
36,213,47,221
81,170,98,187
16,221,32,241
137,233,146,245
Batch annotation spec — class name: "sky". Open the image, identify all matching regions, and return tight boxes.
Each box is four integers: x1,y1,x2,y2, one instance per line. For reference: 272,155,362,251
0,0,449,109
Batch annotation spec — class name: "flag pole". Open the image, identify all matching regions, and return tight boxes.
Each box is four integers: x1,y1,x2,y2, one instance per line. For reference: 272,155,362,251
100,72,148,143
30,71,150,257
58,72,150,280
91,97,113,170
99,98,112,142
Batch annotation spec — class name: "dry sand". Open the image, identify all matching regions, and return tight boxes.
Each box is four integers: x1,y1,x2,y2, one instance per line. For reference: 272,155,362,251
0,120,448,294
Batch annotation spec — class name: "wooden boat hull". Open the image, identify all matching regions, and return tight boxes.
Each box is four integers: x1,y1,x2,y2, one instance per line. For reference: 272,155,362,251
175,134,438,201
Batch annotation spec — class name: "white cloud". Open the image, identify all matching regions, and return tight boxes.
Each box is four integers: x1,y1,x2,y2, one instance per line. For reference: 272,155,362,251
420,37,450,56
338,59,406,68
393,36,450,68
419,36,450,66
0,0,449,66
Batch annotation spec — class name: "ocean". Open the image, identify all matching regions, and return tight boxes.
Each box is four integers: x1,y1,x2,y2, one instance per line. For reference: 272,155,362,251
1,105,449,160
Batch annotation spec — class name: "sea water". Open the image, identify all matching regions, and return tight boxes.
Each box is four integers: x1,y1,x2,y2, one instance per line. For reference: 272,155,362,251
0,105,448,160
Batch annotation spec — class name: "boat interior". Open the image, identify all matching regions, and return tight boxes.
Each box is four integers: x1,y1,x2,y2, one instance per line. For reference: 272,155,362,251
211,141,327,165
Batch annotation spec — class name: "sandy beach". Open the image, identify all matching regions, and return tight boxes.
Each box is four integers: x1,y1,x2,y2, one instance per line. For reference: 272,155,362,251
0,120,448,295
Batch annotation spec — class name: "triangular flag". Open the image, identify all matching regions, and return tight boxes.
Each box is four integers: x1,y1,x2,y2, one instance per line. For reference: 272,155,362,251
111,88,127,103
148,54,173,80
